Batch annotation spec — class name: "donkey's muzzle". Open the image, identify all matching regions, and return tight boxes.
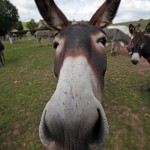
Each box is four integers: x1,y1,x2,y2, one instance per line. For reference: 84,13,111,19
39,96,109,150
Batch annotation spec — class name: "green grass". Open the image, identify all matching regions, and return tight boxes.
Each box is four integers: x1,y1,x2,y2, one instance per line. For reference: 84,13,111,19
22,22,29,30
0,37,150,150
114,19,150,30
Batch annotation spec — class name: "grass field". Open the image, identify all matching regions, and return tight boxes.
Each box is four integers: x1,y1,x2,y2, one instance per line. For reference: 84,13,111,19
114,19,150,30
0,37,150,150
22,22,29,31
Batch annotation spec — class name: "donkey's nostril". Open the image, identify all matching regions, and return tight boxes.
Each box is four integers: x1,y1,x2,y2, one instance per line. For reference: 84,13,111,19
89,107,109,149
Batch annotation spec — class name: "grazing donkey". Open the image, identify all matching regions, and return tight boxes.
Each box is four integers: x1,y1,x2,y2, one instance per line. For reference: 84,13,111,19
35,30,53,46
103,28,131,55
0,38,5,66
129,22,150,65
26,31,32,40
35,0,121,149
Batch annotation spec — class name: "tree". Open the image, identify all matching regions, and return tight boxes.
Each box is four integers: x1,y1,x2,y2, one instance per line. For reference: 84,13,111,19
38,24,51,30
15,21,23,31
0,0,19,35
26,19,38,30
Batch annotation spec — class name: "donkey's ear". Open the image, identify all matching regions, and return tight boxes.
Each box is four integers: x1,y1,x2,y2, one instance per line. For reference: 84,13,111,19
129,24,135,35
34,0,70,31
144,22,150,35
89,0,121,28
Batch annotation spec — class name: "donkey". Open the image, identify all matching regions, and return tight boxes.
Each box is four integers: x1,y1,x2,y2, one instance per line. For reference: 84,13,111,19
0,38,5,66
34,0,121,149
129,22,150,65
103,28,131,55
35,30,53,46
26,31,32,40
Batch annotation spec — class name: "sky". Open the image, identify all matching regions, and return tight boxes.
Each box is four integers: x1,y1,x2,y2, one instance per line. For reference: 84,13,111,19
9,0,150,23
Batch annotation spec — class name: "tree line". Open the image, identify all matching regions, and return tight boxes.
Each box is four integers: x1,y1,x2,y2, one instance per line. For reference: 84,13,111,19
0,0,49,36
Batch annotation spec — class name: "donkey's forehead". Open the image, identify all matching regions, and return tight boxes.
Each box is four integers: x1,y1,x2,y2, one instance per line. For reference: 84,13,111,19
53,24,106,54
58,24,105,37
134,31,143,37
132,32,139,40
133,32,144,41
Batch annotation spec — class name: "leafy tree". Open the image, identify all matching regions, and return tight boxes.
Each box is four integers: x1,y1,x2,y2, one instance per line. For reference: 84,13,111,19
39,24,51,30
0,0,19,35
15,21,23,31
26,19,38,30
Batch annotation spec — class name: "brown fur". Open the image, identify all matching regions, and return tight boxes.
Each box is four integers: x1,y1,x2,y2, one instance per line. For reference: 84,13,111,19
129,22,150,64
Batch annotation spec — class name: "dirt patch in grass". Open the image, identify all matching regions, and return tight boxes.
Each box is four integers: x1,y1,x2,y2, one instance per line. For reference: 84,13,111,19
13,122,21,136
133,57,149,74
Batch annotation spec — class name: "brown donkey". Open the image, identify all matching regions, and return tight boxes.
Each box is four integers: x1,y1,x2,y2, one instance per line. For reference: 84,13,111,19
34,0,121,149
129,22,150,65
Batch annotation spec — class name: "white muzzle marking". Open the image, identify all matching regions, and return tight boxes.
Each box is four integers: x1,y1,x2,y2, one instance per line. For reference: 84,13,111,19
131,52,140,64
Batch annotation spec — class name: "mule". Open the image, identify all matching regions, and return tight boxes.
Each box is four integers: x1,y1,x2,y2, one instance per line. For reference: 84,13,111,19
129,22,150,65
104,28,131,55
34,0,121,149
35,30,53,46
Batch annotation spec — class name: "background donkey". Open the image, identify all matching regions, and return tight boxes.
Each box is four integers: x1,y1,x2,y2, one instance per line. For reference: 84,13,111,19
129,22,150,65
35,30,53,46
35,0,121,149
104,28,131,55
0,38,5,66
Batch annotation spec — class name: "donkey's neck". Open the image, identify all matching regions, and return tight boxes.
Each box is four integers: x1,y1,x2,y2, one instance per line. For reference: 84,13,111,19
118,34,130,45
122,37,130,45
56,56,102,101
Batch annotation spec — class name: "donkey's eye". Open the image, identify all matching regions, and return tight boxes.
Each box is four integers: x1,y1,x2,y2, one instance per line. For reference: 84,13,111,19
53,42,59,49
97,37,107,46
